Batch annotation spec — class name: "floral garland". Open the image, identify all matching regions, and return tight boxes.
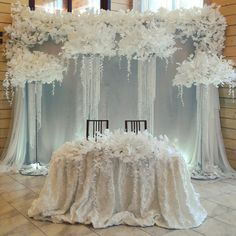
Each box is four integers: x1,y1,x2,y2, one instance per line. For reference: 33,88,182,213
3,2,235,91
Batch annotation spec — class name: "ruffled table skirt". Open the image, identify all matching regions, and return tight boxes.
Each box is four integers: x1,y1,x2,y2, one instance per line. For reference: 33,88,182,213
28,131,207,228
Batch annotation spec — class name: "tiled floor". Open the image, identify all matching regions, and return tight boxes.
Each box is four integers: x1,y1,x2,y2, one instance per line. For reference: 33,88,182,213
1,173,236,236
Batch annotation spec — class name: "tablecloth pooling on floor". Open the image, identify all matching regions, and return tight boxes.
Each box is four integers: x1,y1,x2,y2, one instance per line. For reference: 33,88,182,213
28,131,207,228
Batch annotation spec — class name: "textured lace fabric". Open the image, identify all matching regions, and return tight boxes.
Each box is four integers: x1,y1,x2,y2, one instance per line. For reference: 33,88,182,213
28,131,207,228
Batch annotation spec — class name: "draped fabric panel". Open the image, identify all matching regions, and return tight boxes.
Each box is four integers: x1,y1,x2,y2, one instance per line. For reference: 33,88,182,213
0,2,235,179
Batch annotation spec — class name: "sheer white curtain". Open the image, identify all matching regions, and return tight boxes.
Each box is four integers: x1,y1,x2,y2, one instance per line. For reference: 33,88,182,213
1,0,235,180
133,0,236,179
133,0,203,11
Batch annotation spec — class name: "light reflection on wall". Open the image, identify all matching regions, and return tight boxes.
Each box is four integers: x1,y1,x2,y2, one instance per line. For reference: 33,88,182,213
36,0,67,12
72,0,100,13
145,0,203,11
35,0,100,13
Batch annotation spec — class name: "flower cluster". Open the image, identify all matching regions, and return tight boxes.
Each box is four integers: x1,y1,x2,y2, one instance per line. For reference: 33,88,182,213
4,45,66,88
173,52,236,88
3,2,234,90
54,130,182,163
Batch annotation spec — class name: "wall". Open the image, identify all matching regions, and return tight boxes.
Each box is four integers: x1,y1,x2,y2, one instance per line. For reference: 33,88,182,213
111,0,132,11
0,0,13,156
210,0,236,169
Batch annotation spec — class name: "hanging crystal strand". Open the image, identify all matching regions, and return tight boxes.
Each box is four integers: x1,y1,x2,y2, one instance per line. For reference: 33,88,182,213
4,81,14,106
28,83,36,148
228,84,235,101
138,60,147,122
51,81,55,95
10,85,15,106
127,57,131,80
36,82,42,132
3,77,10,103
138,60,144,120
81,55,86,80
4,85,9,102
178,85,184,106
203,85,210,173
147,57,156,134
89,54,94,118
81,54,101,125
81,55,88,121
94,55,101,119
138,57,156,134
118,56,122,70
73,58,78,74
165,58,170,71
65,58,70,73
99,56,104,80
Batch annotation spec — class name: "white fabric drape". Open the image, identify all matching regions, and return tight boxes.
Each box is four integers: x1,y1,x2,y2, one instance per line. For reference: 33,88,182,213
1,45,235,179
80,56,101,122
0,2,235,179
0,89,27,171
191,85,235,178
138,57,156,134
133,0,235,179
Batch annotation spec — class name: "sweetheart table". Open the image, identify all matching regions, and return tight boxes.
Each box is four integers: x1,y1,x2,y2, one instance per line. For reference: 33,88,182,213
28,131,207,229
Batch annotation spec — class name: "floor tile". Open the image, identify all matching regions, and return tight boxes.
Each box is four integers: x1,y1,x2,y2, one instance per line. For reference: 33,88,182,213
164,229,204,236
194,218,236,236
0,213,45,236
0,175,16,185
0,180,26,194
1,173,236,236
1,188,37,204
0,201,20,220
30,218,53,229
140,225,171,236
221,178,236,187
0,194,9,207
200,199,233,217
31,186,43,194
193,181,236,198
95,225,150,236
3,224,46,236
11,197,37,217
40,223,98,236
215,210,236,227
10,174,46,191
209,192,236,210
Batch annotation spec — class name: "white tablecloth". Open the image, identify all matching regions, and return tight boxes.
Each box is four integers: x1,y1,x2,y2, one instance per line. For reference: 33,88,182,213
28,131,207,228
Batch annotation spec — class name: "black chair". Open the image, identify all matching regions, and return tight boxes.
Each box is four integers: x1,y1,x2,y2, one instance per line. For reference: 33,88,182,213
125,120,147,134
86,120,109,140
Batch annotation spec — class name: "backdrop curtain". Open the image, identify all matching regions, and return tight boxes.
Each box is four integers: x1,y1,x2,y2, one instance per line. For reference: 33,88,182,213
0,1,235,179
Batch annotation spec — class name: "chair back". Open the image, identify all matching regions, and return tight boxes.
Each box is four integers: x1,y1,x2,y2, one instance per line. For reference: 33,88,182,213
86,120,109,140
125,120,147,134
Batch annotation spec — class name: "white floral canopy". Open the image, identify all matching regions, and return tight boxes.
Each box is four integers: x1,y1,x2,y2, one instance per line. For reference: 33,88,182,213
1,3,236,179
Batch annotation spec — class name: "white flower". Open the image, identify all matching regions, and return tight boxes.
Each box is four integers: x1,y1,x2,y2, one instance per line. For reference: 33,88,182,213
173,51,236,88
4,44,66,88
3,3,231,90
